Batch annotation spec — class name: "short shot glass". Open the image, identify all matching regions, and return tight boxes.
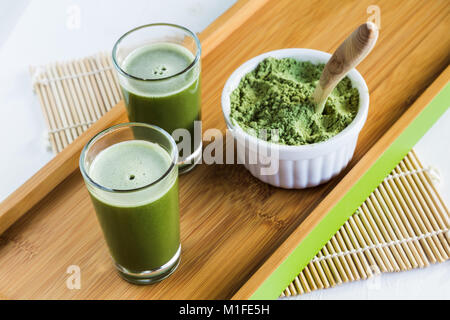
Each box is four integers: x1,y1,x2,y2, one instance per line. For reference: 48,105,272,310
112,23,202,174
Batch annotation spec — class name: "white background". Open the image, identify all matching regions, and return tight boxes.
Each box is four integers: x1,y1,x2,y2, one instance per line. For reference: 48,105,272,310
0,0,448,300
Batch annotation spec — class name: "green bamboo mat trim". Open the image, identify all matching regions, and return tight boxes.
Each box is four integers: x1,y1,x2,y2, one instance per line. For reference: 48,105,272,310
281,150,449,297
251,83,450,300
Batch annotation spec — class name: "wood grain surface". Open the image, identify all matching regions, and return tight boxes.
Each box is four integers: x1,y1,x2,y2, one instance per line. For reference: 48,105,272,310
0,0,449,299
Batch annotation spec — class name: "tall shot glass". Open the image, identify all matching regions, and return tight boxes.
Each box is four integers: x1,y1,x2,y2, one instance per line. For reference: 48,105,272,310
80,123,180,284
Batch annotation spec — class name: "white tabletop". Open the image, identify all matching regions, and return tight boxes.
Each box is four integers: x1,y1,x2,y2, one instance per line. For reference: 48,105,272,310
0,0,448,300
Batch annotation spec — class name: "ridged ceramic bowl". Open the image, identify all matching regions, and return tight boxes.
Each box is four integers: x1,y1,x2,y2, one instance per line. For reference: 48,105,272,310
221,49,369,189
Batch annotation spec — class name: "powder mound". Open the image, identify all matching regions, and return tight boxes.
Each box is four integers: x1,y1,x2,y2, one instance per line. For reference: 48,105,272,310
230,57,359,145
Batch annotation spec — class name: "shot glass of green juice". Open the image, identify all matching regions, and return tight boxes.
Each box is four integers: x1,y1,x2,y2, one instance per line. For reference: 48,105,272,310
112,23,202,174
80,123,180,284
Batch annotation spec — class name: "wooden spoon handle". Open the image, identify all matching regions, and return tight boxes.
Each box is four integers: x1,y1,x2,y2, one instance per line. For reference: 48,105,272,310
314,22,379,113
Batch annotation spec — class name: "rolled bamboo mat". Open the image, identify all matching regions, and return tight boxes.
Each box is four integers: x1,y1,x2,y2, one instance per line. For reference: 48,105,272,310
281,150,449,297
30,52,122,153
30,54,449,298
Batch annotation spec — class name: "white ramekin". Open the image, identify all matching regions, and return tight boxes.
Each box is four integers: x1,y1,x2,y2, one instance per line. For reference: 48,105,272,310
221,49,369,189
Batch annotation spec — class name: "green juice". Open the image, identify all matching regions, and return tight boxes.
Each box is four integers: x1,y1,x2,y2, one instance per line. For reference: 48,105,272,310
120,43,201,154
87,140,180,273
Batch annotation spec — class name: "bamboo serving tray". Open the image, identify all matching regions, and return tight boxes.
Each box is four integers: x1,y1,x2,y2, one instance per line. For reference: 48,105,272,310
0,0,449,299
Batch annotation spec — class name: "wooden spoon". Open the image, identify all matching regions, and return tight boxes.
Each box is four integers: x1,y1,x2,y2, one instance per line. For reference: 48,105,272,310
313,22,379,114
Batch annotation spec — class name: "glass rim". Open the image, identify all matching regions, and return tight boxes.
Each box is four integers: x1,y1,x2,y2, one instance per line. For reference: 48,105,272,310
79,122,178,193
112,23,201,82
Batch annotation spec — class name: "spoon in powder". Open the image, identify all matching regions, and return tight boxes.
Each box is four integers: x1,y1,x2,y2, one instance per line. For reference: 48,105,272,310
313,22,379,114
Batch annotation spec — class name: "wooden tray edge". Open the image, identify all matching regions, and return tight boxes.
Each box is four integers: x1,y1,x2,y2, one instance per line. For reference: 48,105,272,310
0,0,270,235
233,66,450,300
0,103,127,235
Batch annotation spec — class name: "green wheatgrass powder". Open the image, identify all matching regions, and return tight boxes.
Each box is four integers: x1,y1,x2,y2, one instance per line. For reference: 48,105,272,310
230,57,360,145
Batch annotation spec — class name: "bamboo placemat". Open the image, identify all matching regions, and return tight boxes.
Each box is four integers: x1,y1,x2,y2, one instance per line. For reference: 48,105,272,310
30,55,449,298
30,52,122,153
281,150,449,297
